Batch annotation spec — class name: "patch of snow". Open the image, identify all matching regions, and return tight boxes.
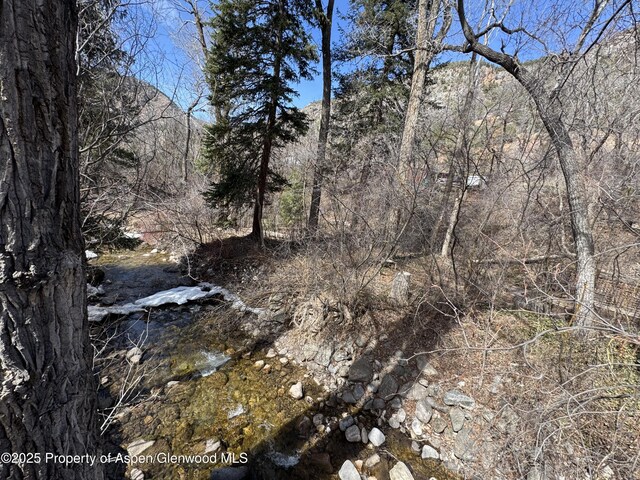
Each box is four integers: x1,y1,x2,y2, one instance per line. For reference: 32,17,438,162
88,283,265,322
199,351,231,377
85,250,98,260
134,285,225,308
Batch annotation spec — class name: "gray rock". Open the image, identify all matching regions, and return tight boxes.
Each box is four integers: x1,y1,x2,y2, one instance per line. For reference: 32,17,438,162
204,438,221,453
378,374,399,398
389,461,415,480
390,272,411,306
345,425,361,442
337,365,350,377
411,441,421,454
353,383,365,400
389,397,403,409
127,439,154,457
266,348,277,358
364,454,380,468
406,383,429,400
443,390,475,409
339,416,355,431
396,408,407,422
130,468,144,480
302,344,319,360
368,427,386,447
389,417,401,429
315,343,334,366
421,445,439,460
454,427,476,461
411,418,423,436
126,347,143,365
432,417,448,434
349,357,373,383
289,382,304,400
333,350,350,362
361,427,368,444
415,355,438,376
372,398,386,410
338,460,360,480
342,390,357,404
450,407,465,432
312,413,324,426
415,400,433,424
211,466,250,480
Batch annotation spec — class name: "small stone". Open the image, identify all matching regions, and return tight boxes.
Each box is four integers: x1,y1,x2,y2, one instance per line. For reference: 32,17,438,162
372,398,386,410
389,397,403,409
454,427,476,461
126,347,143,365
389,417,400,429
378,374,399,398
289,382,304,399
406,383,429,400
313,413,324,426
450,407,465,432
411,418,423,436
262,364,271,373
315,343,334,366
352,383,365,400
348,357,373,383
254,360,265,369
432,417,448,434
302,344,319,360
279,357,289,365
339,416,355,431
266,348,277,358
389,461,415,480
354,460,364,471
361,427,368,444
415,400,433,424
364,454,380,468
342,390,357,404
421,445,439,460
443,390,475,409
127,439,154,457
338,460,360,480
411,441,421,453
368,427,386,447
130,468,144,480
415,355,438,376
204,438,221,453
345,424,361,442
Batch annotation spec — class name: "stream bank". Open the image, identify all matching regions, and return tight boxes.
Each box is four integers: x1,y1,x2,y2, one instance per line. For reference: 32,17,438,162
90,247,490,480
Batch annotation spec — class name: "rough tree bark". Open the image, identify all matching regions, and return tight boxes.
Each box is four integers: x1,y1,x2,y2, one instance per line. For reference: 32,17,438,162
307,0,334,234
457,0,597,328
394,0,450,235
0,1,104,479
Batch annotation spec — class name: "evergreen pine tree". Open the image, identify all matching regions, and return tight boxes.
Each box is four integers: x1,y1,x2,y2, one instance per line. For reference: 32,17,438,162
202,0,317,241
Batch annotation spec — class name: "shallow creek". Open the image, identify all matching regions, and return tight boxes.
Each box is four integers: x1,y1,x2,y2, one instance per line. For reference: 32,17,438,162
91,248,457,480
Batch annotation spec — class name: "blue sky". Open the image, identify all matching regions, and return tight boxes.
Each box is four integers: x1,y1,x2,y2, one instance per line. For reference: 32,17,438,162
135,0,354,117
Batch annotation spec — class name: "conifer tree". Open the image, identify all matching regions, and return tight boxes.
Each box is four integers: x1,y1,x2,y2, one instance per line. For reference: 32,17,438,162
202,0,317,242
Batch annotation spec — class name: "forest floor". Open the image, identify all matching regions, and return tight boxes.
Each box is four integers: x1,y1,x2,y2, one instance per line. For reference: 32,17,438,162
90,236,640,480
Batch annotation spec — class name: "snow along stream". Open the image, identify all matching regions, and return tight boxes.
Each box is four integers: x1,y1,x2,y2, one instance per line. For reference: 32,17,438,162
88,283,265,322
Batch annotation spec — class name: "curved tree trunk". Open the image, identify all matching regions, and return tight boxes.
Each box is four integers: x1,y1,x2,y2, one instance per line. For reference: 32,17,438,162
457,0,597,329
0,2,103,479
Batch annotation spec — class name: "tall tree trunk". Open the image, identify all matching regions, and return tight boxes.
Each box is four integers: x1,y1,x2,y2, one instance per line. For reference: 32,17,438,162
394,0,450,235
0,1,103,479
434,53,479,257
307,0,334,234
252,0,284,243
457,0,597,328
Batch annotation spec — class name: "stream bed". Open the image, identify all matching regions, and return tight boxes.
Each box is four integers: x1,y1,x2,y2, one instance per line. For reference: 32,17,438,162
91,248,457,480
